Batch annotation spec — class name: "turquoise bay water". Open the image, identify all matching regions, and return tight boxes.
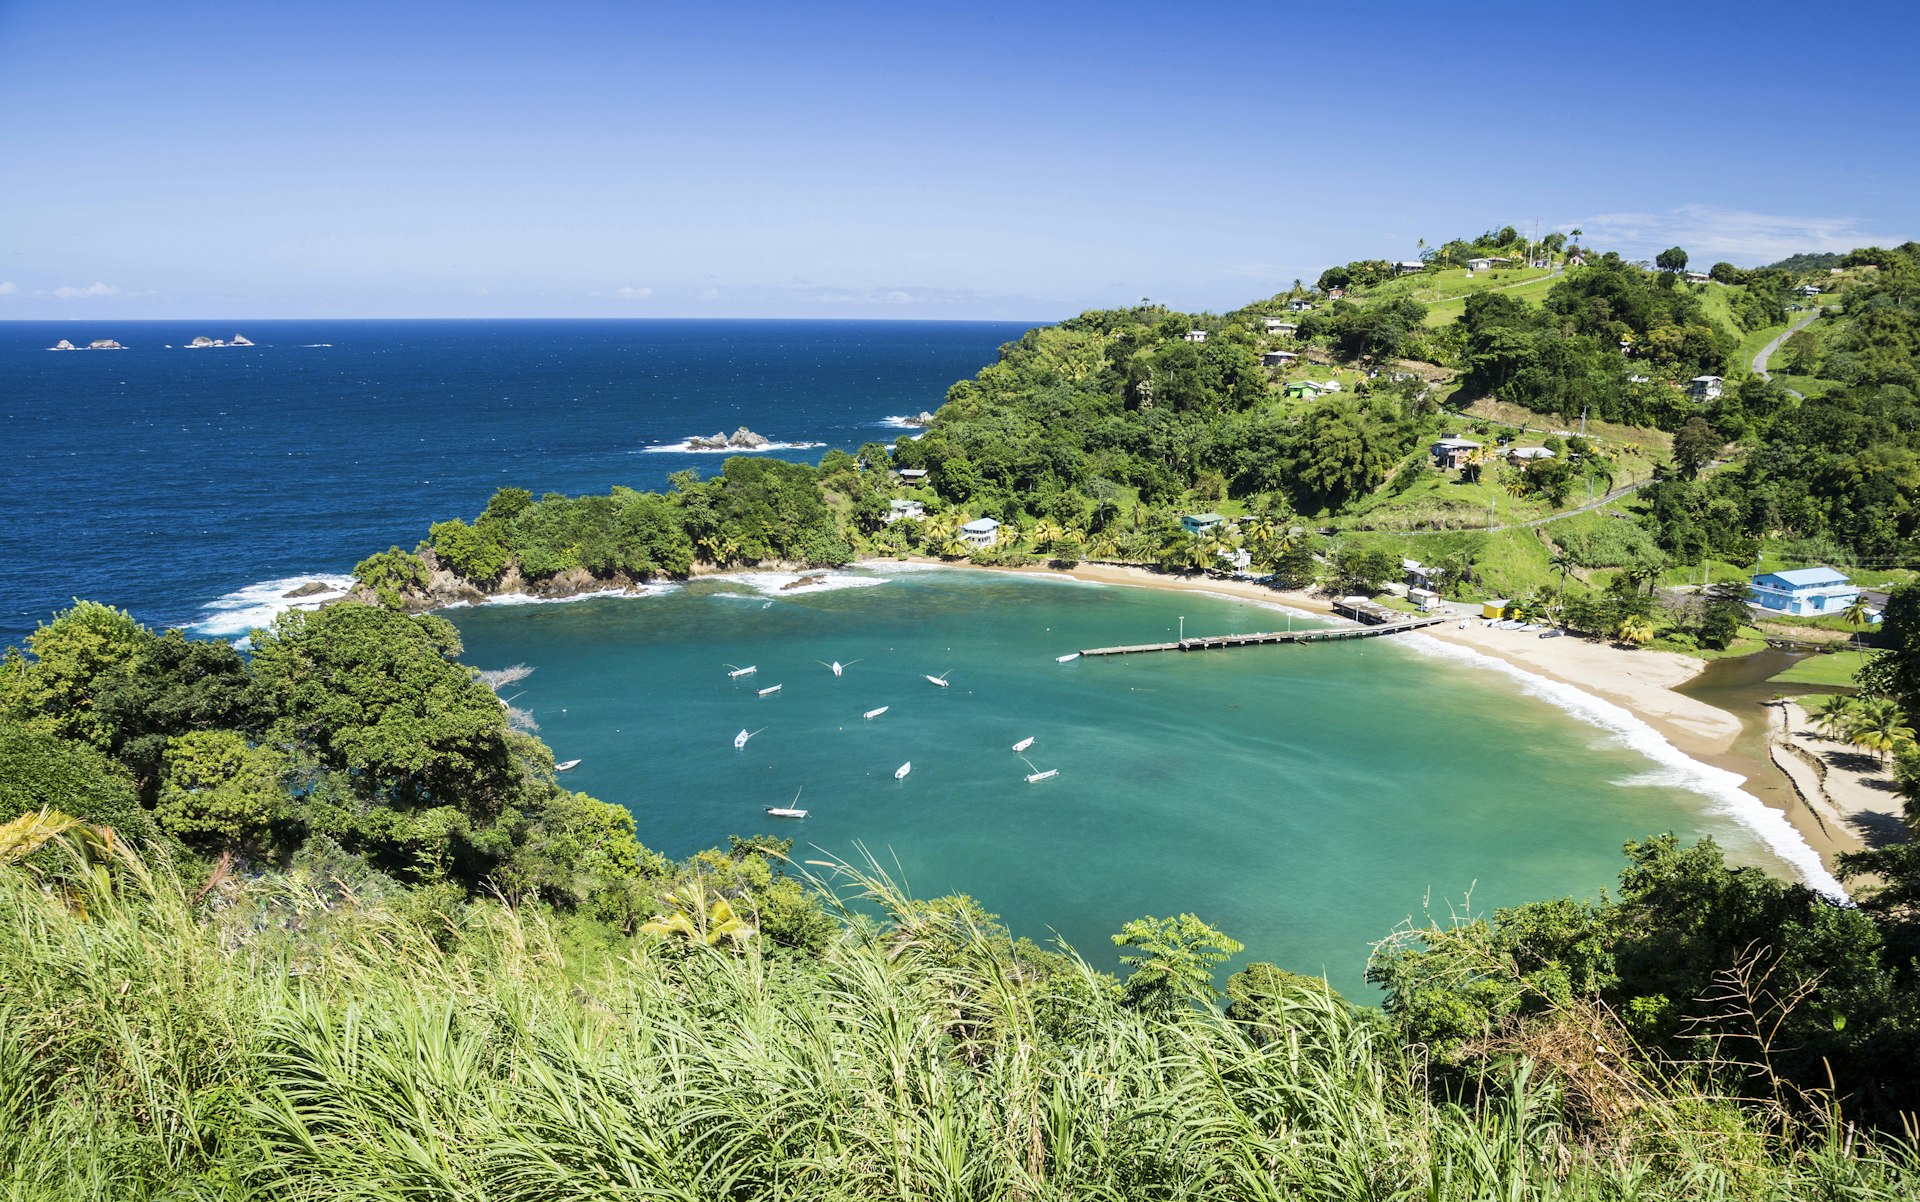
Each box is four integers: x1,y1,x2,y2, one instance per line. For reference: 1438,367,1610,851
448,568,1789,996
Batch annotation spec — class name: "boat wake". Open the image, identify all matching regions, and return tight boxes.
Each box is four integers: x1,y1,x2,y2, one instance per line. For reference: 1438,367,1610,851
1402,635,1845,897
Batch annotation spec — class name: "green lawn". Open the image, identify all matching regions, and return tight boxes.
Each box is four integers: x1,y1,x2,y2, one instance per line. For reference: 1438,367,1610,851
1337,265,1564,328
1769,650,1871,687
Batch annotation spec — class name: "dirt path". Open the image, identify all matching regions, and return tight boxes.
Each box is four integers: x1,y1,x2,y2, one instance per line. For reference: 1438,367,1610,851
1752,308,1822,395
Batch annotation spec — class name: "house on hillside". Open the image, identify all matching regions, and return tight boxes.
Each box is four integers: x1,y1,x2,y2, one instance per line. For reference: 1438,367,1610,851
1288,297,1316,312
1394,261,1426,276
1402,558,1440,589
1431,435,1481,470
897,467,929,482
1261,350,1298,367
1684,271,1712,283
1181,513,1225,536
1506,446,1556,462
1688,375,1724,402
1285,379,1340,399
1183,329,1208,343
1797,283,1822,296
1465,256,1513,272
959,517,1001,548
885,499,925,523
1263,318,1298,335
1748,567,1860,617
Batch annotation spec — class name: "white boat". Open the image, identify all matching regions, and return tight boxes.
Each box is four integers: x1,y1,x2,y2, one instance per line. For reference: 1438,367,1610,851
894,761,911,780
1020,754,1056,783
554,758,581,772
863,706,889,720
924,672,951,688
1055,653,1080,663
726,664,758,678
734,727,765,750
765,788,808,818
757,683,783,696
1011,737,1034,753
819,658,861,676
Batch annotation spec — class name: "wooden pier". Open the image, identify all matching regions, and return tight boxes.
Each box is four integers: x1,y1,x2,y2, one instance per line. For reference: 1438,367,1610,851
1079,613,1447,657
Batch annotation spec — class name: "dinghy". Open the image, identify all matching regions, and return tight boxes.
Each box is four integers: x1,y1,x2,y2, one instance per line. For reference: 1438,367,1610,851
757,683,783,696
924,671,951,688
894,761,911,780
863,706,889,720
1011,737,1034,753
734,727,765,750
554,759,581,772
1055,652,1080,663
818,659,861,677
765,788,809,819
726,664,758,678
1019,754,1057,783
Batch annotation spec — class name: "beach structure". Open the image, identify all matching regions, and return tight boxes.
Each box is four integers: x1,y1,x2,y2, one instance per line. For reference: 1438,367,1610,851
886,498,925,523
1409,587,1440,612
1748,567,1861,617
959,517,1000,547
1079,612,1444,656
1181,512,1225,536
1688,375,1724,402
1481,598,1513,620
1431,435,1482,469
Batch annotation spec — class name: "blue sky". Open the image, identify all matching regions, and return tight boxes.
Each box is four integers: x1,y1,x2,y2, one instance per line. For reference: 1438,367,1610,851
2,0,1913,320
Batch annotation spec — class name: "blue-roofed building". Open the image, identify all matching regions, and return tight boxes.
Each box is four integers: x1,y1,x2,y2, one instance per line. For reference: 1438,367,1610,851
1748,567,1859,617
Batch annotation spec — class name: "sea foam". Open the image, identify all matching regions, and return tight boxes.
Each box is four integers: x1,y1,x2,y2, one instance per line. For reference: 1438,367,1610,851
191,574,356,638
641,439,826,454
1401,634,1846,897
706,570,888,595
441,584,679,609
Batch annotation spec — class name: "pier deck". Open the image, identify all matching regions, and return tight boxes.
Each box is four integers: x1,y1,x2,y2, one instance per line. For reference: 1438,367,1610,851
1079,614,1446,657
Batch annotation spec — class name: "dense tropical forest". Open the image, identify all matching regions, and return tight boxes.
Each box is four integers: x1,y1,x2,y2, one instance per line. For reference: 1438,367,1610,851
8,231,1920,1196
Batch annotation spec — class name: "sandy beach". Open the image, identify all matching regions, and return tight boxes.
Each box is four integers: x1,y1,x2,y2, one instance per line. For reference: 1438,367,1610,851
1771,700,1909,851
874,557,1861,883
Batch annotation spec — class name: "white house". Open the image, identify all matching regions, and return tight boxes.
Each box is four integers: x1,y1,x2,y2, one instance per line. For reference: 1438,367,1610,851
1748,567,1860,617
1684,271,1712,283
959,517,1001,548
1465,256,1512,272
1261,350,1298,366
1287,298,1315,312
885,499,925,523
1688,375,1724,402
1263,318,1298,335
1394,260,1426,276
1181,512,1225,536
1507,446,1556,462
1797,283,1822,296
1183,329,1208,343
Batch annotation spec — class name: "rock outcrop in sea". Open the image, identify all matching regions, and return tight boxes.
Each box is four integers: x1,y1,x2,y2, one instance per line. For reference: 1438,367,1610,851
187,334,253,348
686,427,772,450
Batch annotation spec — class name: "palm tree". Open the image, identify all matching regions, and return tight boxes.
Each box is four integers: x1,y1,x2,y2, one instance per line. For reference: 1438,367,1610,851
1848,697,1915,765
1808,694,1862,741
1614,614,1655,647
640,883,756,948
1842,595,1874,628
1032,518,1064,551
940,538,972,560
1549,548,1582,607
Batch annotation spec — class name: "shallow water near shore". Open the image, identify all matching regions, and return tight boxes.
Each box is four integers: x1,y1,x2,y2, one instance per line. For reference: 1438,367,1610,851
448,567,1793,995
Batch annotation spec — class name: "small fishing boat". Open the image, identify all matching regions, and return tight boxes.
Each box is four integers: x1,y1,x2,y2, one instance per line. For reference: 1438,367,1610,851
757,683,783,696
734,727,765,750
863,705,889,720
894,761,911,780
819,658,861,677
554,759,581,772
1019,754,1056,783
765,789,809,819
924,672,951,688
1055,652,1080,663
726,664,758,678
1011,737,1034,753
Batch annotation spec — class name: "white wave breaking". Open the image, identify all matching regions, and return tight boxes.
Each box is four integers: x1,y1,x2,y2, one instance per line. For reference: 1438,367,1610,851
1400,634,1846,897
440,584,680,610
641,439,826,454
874,416,930,430
705,570,890,595
191,574,356,638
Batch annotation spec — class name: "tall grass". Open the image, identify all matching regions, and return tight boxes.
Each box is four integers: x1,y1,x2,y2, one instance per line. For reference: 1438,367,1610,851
1,843,1914,1200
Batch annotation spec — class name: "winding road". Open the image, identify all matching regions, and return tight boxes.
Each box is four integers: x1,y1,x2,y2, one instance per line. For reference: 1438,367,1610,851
1752,307,1823,395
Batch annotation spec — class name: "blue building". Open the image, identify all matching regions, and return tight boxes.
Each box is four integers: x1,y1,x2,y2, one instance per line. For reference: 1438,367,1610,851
1748,567,1859,617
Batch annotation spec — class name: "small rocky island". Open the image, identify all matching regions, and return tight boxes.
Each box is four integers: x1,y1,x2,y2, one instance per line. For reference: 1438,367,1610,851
186,334,254,348
686,426,772,450
902,410,937,427
49,338,126,351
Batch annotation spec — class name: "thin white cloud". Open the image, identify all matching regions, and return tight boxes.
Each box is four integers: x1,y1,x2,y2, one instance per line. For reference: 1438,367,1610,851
47,282,121,299
0,280,17,296
696,286,722,301
612,285,651,299
1566,205,1902,264
803,284,988,306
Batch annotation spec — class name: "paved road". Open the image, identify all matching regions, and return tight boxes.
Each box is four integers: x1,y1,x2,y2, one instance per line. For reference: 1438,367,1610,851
1752,307,1823,397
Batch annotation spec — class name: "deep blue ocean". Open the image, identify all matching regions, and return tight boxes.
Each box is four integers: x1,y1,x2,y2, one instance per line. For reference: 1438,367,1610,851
2,319,1028,646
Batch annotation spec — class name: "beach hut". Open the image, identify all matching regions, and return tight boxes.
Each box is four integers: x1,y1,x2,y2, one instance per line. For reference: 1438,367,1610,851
1481,598,1512,620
